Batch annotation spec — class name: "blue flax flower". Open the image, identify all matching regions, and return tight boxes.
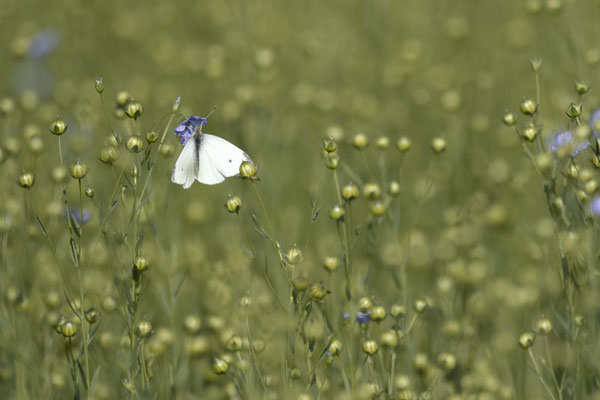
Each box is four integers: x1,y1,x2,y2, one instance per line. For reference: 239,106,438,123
355,311,371,324
590,108,600,136
174,116,207,145
28,28,60,60
590,196,600,217
65,208,92,225
551,130,588,157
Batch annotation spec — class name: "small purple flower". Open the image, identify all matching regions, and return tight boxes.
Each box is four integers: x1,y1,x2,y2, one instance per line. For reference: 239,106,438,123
590,108,600,135
343,312,350,320
65,208,92,225
174,116,207,145
355,311,371,324
28,28,60,60
551,130,588,157
590,196,600,217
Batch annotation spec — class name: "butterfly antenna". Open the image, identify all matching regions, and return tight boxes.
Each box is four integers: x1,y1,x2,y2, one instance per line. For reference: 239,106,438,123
205,106,217,119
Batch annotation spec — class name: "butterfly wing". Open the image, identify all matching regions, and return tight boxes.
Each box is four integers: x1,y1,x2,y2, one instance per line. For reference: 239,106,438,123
171,136,199,189
196,134,253,185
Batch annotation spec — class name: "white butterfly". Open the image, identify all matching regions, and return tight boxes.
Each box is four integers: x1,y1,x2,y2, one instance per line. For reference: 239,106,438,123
171,116,253,188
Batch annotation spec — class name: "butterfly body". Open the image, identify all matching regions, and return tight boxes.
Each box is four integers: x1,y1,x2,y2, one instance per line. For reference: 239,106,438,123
171,117,252,188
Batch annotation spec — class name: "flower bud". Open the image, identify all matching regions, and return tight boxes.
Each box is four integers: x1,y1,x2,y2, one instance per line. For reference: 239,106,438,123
308,283,328,301
323,138,337,153
390,304,407,318
362,183,381,200
575,81,590,94
160,144,174,157
134,256,149,272
370,306,386,322
322,256,340,272
61,320,77,338
502,112,517,126
127,136,143,153
95,77,104,94
85,307,99,324
292,278,308,292
329,204,345,221
396,136,412,152
285,247,303,265
70,160,88,180
115,91,130,107
380,330,398,348
85,186,95,198
362,339,378,356
431,137,447,153
225,195,243,214
535,318,552,335
437,352,456,370
522,125,538,142
172,97,181,113
49,118,68,136
146,130,158,144
213,358,228,374
520,98,537,115
135,320,152,338
530,58,542,72
352,133,369,150
0,97,15,115
184,315,202,334
329,339,342,356
370,201,387,217
359,297,373,313
99,146,119,164
17,172,34,189
413,298,428,314
125,100,144,119
325,153,339,169
388,181,401,196
375,136,390,150
342,183,360,201
566,102,583,118
227,335,243,352
239,161,256,179
28,136,44,155
518,332,535,349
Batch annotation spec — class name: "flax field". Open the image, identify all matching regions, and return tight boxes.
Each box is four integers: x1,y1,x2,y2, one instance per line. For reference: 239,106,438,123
1,0,600,399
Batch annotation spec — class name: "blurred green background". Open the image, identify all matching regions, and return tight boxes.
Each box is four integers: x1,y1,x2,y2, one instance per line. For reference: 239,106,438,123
1,0,600,399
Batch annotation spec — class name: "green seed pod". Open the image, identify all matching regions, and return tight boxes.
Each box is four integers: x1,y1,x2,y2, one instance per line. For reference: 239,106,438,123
308,283,328,301
575,81,590,94
134,256,149,272
342,183,360,201
380,330,398,348
146,130,158,144
227,335,243,352
329,339,342,356
535,318,552,335
125,100,144,119
437,352,457,370
370,201,387,217
325,153,339,169
388,181,401,196
115,91,130,107
413,298,428,314
362,183,381,200
184,314,202,335
390,304,406,318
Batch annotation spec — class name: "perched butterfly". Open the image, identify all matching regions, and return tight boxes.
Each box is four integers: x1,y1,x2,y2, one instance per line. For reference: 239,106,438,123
171,116,253,188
